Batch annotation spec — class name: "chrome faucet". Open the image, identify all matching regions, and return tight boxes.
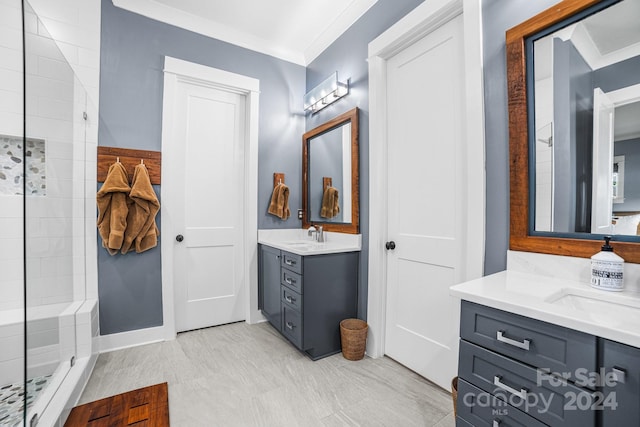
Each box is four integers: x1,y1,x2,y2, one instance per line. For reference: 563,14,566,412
307,225,325,242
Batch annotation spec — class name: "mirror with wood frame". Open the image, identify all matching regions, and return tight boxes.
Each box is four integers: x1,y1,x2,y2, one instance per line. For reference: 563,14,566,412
302,107,359,233
508,0,640,262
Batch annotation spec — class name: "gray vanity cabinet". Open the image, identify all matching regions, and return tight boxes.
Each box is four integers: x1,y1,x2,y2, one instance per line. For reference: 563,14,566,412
258,244,358,360
457,301,640,427
457,301,597,427
258,244,282,328
601,339,640,426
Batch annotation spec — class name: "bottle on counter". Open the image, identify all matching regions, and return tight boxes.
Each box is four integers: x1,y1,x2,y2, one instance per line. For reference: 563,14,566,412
591,236,624,291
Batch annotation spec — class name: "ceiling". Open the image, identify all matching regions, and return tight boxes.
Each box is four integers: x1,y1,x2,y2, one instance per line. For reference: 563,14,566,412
112,0,378,65
582,0,640,56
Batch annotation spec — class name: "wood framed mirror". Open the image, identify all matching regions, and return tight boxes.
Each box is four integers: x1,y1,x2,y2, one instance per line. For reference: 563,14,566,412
302,107,359,234
508,0,640,262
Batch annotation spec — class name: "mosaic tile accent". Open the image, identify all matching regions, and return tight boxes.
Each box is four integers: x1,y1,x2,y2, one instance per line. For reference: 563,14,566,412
0,135,46,196
0,374,52,426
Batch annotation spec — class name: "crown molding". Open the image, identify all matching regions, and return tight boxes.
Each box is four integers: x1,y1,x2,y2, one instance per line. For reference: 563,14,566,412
112,0,306,65
113,0,378,66
304,0,378,64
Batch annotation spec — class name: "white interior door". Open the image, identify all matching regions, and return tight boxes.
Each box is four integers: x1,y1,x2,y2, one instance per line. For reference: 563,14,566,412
591,87,615,234
168,80,246,333
384,15,464,390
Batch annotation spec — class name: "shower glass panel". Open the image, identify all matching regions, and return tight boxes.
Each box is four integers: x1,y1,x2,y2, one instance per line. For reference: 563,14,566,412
0,1,89,425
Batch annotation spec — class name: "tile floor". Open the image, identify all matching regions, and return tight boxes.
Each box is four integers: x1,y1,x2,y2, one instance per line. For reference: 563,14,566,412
79,322,455,426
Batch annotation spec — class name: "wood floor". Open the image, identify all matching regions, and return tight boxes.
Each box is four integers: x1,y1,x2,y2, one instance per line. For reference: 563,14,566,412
66,383,169,426
79,322,455,426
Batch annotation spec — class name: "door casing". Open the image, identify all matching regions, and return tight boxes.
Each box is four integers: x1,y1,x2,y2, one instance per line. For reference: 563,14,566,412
367,0,486,358
161,57,261,340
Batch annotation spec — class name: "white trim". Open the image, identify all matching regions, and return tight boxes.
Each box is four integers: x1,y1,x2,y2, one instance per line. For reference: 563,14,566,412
304,0,378,64
112,0,377,66
99,326,165,352
161,56,261,341
366,0,486,358
606,82,640,107
563,22,640,71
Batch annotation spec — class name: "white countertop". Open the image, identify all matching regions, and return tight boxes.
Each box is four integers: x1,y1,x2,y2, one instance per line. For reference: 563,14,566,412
450,270,640,348
258,228,361,255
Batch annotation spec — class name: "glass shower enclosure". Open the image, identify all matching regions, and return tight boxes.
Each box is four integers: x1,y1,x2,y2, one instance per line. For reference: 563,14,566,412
0,0,95,425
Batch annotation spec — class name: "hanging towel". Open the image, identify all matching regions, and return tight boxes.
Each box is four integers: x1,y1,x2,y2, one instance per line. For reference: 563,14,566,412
320,186,340,219
121,163,160,254
267,183,290,220
96,162,131,255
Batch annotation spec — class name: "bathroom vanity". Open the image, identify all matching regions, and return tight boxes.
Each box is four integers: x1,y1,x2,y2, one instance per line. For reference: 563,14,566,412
451,270,640,427
258,230,361,360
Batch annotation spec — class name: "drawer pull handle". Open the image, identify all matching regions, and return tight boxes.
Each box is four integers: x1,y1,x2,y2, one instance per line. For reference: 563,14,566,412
286,321,295,330
285,295,296,304
285,259,296,266
612,367,626,384
496,330,530,350
493,420,500,427
285,278,296,285
493,376,527,400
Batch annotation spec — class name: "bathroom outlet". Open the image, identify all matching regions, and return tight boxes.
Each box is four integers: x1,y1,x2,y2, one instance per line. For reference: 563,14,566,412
298,209,303,220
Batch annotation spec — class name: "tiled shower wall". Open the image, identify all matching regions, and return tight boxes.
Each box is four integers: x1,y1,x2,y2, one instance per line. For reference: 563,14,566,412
0,0,100,311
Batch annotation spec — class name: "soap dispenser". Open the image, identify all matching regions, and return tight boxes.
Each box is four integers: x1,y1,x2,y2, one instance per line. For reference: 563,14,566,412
591,236,624,291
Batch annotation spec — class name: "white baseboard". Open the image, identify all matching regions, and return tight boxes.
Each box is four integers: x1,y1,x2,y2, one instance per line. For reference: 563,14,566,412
99,326,166,353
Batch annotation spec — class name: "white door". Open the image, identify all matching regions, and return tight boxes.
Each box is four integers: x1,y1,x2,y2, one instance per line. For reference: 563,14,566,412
167,80,246,333
591,87,615,234
384,15,465,390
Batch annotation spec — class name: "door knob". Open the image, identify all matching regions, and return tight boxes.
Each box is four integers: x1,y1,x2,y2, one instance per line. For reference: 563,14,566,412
385,241,396,250
176,234,184,242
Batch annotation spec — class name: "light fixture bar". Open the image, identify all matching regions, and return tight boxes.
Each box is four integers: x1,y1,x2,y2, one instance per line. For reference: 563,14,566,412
303,71,349,114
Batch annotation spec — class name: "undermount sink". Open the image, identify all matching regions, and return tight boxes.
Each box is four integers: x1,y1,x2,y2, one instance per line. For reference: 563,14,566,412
282,240,323,250
546,288,640,323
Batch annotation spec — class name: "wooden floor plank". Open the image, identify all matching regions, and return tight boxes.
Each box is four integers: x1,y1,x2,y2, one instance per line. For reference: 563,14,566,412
65,383,169,427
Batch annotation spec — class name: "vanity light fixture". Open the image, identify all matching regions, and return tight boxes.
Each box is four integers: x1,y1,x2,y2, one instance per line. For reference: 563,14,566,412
303,72,349,114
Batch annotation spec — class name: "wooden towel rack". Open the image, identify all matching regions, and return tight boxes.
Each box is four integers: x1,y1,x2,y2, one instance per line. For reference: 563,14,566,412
97,146,162,185
273,172,285,189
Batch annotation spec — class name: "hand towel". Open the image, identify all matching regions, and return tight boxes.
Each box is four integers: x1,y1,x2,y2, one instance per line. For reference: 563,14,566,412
121,163,160,254
320,187,340,219
96,162,131,255
267,183,290,220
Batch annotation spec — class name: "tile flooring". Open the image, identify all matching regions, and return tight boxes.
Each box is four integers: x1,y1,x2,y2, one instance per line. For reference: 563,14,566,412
0,374,52,426
79,322,455,426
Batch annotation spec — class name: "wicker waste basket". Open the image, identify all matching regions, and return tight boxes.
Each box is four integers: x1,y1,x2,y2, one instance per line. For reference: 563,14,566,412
340,319,368,361
451,376,458,417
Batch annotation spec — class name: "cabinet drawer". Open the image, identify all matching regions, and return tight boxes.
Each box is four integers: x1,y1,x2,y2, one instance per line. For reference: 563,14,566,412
602,339,640,426
461,301,596,382
281,269,303,293
281,286,302,312
282,305,302,349
457,378,547,427
281,251,302,274
459,340,595,426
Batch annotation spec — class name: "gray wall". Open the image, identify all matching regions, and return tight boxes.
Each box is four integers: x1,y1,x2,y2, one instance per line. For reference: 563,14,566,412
482,0,559,274
309,129,345,223
306,0,423,319
98,0,305,334
552,39,593,233
614,138,640,212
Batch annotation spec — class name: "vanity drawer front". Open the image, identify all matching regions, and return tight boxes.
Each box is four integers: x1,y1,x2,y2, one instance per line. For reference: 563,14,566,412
459,340,595,426
281,269,303,294
282,305,302,349
281,286,302,312
461,301,597,380
457,378,547,427
281,251,302,274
